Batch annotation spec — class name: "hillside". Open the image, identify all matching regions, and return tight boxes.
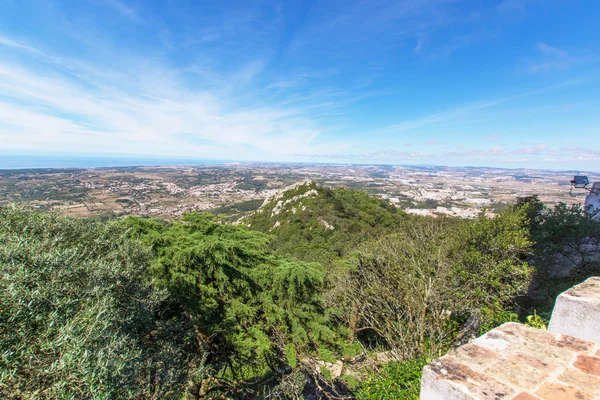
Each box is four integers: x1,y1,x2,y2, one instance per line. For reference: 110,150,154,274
2,191,598,399
241,181,406,266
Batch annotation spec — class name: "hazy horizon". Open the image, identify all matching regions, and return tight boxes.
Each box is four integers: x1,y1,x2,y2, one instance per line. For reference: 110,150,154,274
1,153,599,175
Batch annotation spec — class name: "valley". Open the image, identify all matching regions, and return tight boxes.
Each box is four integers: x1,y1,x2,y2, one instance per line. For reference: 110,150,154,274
1,163,595,220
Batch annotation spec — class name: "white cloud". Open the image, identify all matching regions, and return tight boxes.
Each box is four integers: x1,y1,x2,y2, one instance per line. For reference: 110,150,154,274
104,0,139,20
0,36,328,159
564,146,600,161
511,143,548,155
445,146,505,158
527,42,598,74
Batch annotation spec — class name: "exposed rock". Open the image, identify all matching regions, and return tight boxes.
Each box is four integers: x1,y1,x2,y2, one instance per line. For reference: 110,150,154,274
313,360,344,378
268,186,317,217
319,219,334,230
260,180,314,209
376,351,400,364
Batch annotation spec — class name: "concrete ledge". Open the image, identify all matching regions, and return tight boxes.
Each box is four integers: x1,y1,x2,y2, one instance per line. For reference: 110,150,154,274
548,277,600,343
420,323,600,400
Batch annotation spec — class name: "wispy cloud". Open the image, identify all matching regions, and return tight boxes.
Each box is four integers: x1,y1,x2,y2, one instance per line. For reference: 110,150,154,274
483,135,500,141
0,35,41,53
527,42,598,73
290,149,429,161
370,77,593,135
1,0,598,171
104,0,139,20
511,143,548,155
445,146,505,158
0,36,327,159
415,37,425,52
537,42,567,57
289,141,600,170
563,146,600,161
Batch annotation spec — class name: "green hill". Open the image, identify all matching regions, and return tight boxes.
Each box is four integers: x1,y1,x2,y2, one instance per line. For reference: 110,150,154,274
242,181,406,266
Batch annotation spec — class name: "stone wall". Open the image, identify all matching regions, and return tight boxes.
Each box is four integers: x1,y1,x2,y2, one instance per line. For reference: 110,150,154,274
420,277,600,399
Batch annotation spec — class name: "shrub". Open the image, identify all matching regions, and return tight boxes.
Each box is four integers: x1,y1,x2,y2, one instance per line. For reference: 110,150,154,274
356,358,427,400
0,207,194,399
525,311,548,330
335,209,532,359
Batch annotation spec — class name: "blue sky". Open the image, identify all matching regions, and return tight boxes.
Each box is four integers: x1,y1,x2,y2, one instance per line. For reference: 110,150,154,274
0,0,599,170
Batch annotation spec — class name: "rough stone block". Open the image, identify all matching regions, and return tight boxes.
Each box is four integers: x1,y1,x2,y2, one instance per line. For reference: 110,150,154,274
420,323,600,400
548,277,600,343
420,357,514,400
573,354,600,377
535,383,593,400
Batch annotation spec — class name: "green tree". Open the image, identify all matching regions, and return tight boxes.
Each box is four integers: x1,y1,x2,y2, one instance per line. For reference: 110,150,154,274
125,212,333,396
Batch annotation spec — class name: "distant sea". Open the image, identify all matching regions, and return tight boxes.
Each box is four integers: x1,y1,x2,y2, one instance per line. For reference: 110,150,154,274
0,154,229,170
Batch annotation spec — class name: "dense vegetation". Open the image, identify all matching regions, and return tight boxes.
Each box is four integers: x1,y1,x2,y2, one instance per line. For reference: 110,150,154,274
1,183,598,399
0,207,195,398
244,182,405,268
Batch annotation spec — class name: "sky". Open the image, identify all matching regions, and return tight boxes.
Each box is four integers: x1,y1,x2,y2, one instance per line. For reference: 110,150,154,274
0,0,599,170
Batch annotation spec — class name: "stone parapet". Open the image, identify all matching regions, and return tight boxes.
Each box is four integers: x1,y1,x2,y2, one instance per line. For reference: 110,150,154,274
420,322,600,400
548,277,600,343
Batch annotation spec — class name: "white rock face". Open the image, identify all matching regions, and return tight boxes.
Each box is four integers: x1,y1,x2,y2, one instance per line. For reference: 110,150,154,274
314,360,343,378
271,200,284,217
260,180,314,208
320,219,334,230
268,184,317,217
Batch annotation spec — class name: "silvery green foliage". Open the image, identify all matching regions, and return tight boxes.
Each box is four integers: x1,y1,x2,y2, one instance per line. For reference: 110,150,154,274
0,207,195,399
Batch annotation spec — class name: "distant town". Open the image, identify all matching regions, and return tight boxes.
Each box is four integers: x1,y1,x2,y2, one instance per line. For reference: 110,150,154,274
1,163,597,220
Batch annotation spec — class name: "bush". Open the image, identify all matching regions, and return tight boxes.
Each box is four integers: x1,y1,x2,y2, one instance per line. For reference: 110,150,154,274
334,209,532,359
478,308,519,335
0,207,194,399
515,196,600,315
356,358,427,400
525,311,548,330
336,217,461,359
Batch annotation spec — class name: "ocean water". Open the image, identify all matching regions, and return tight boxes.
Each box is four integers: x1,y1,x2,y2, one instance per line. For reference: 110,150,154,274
0,154,229,170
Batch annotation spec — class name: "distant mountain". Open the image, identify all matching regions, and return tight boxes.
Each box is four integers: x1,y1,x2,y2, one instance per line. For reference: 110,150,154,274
241,181,405,266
